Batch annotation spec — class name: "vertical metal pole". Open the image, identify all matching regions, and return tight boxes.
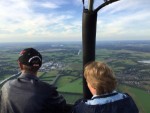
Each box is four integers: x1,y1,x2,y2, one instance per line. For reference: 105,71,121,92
82,3,97,98
88,0,94,11
82,0,120,99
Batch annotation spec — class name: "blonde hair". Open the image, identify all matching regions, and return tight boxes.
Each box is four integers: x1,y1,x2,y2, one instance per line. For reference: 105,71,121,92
84,61,117,95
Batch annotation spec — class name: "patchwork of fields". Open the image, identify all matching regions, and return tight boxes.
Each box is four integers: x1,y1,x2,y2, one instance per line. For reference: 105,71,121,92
0,41,150,112
38,71,150,112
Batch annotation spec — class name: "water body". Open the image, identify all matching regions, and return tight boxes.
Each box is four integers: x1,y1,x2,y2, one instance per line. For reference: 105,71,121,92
78,50,81,55
138,60,150,64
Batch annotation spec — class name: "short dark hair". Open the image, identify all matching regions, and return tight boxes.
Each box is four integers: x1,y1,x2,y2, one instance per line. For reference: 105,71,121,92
22,65,40,73
18,48,42,67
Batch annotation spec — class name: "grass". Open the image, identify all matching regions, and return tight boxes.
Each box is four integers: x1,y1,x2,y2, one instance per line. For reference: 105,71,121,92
57,78,83,93
0,45,150,108
37,72,45,77
39,72,83,104
0,74,12,81
55,76,78,88
42,72,150,111
38,71,58,84
68,63,82,70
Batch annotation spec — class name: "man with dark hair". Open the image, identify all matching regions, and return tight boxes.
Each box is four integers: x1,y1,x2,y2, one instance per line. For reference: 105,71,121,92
0,48,66,113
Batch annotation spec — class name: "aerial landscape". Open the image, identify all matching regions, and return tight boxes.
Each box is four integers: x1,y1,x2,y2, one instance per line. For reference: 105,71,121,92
0,41,150,113
0,0,150,112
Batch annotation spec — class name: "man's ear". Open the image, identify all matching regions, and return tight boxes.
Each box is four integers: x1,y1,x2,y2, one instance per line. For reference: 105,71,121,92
87,82,96,95
18,61,23,70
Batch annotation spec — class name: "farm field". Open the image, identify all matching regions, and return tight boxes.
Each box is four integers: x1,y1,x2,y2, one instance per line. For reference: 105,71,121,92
0,41,150,112
56,78,82,93
38,71,58,84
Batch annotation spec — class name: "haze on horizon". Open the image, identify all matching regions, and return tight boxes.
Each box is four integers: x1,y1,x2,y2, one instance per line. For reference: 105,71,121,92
0,0,150,42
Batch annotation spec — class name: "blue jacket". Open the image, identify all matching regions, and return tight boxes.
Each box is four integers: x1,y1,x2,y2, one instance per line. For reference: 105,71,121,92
72,92,139,113
0,73,66,113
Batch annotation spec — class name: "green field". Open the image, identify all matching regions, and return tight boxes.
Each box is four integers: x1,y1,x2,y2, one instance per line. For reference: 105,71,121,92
56,75,150,110
57,77,82,93
38,71,58,84
0,42,150,111
53,75,83,104
55,76,78,87
0,74,11,81
52,73,150,109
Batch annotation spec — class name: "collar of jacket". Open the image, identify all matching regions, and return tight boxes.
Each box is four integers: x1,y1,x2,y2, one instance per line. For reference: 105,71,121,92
92,91,118,99
85,91,128,105
18,73,39,81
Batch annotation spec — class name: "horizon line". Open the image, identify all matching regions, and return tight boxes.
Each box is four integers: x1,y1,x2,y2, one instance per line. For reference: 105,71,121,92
1,39,150,43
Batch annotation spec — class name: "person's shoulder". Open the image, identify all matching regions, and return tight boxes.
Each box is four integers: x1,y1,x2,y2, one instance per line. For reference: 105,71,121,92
1,79,16,91
38,80,54,87
37,80,57,91
113,91,135,103
115,92,139,113
73,98,90,110
118,92,134,100
72,98,103,113
121,92,136,104
2,79,15,86
74,98,87,105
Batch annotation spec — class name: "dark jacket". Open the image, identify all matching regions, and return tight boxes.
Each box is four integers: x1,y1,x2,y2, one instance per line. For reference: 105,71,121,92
72,92,139,113
0,73,66,113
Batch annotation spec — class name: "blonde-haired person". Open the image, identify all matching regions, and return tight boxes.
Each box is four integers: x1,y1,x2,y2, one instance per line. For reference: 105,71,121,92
72,61,139,113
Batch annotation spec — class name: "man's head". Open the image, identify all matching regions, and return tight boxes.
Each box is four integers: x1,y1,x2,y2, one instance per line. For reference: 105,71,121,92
84,61,117,95
18,48,42,73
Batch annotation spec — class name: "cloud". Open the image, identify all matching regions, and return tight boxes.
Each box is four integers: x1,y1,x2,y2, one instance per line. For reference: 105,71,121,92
72,0,83,6
39,2,60,9
0,0,150,42
33,1,66,9
95,0,150,40
0,0,77,42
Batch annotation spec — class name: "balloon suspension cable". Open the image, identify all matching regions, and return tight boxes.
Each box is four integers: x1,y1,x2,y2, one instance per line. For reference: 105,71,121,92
82,0,85,9
94,0,120,13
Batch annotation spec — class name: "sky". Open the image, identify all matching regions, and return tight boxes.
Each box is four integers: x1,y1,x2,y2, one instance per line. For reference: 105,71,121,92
0,0,150,42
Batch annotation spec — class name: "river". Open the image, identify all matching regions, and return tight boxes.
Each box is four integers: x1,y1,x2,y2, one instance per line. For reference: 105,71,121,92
138,60,150,64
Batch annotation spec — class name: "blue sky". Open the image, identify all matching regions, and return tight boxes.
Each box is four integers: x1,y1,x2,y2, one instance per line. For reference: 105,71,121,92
0,0,150,42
